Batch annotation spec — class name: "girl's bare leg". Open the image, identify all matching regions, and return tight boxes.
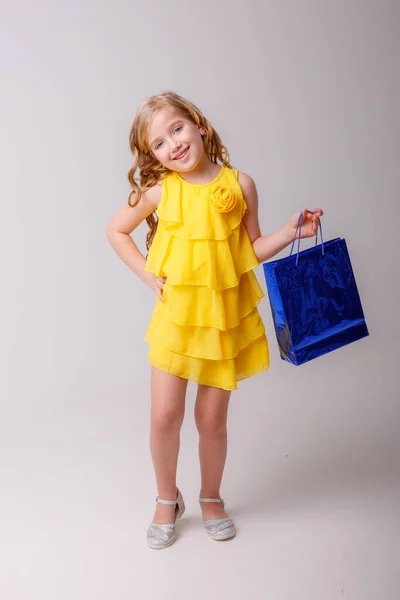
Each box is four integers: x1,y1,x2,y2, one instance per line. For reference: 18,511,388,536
194,384,231,520
150,366,188,524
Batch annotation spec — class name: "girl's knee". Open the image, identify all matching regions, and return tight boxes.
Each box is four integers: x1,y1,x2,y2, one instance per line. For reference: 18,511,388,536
151,407,184,431
195,413,227,436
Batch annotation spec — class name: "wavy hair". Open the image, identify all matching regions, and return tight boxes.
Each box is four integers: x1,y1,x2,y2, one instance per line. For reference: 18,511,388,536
127,91,232,252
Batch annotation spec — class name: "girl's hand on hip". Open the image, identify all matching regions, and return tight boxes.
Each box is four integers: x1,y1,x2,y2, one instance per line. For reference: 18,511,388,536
288,208,324,240
148,275,166,301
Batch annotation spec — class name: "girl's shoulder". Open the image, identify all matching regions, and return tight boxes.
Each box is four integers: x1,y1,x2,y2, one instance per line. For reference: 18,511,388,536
236,171,259,208
143,180,163,209
221,167,256,196
237,170,256,190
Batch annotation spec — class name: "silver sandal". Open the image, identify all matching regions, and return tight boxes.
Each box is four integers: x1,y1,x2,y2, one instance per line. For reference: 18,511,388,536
199,496,236,541
147,488,185,549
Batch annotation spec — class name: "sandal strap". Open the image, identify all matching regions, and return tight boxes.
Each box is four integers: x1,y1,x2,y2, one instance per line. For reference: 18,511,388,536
199,497,225,507
156,488,179,505
156,497,177,505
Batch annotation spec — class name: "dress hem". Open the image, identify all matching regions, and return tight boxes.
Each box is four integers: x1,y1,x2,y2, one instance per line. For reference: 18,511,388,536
147,356,270,391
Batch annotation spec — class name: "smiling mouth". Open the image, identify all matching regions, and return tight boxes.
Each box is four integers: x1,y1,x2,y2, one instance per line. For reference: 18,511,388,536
174,147,189,160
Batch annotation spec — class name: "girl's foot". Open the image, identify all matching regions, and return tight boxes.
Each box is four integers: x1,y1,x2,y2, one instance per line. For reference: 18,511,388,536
199,495,236,541
152,488,179,524
199,496,229,520
147,488,185,549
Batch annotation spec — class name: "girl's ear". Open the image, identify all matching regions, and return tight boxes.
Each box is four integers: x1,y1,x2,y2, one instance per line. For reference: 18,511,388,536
199,127,206,135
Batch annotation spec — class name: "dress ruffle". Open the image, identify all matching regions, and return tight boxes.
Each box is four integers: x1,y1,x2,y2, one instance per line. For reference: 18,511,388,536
144,166,270,390
145,219,259,289
159,271,264,330
148,335,270,391
145,306,265,360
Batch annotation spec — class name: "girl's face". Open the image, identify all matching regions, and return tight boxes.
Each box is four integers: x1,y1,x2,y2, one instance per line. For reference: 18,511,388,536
147,106,207,173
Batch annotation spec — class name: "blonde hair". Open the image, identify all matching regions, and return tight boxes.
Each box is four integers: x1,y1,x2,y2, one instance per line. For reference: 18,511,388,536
127,91,233,252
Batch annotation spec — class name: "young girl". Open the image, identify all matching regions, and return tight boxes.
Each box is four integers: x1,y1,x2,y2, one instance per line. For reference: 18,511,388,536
106,91,323,550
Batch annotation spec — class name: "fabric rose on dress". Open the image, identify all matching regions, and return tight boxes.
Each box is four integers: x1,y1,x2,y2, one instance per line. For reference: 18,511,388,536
209,184,237,213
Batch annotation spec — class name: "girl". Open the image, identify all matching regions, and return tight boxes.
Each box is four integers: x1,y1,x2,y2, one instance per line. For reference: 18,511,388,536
106,91,323,549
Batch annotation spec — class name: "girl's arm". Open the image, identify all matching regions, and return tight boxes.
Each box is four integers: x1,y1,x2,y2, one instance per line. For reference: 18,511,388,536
106,184,163,294
238,172,323,264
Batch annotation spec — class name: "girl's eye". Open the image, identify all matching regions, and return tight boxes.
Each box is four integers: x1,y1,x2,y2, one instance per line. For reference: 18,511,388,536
154,126,182,149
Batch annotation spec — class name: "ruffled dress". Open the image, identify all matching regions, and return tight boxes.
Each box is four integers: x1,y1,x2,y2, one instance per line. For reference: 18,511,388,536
144,165,270,390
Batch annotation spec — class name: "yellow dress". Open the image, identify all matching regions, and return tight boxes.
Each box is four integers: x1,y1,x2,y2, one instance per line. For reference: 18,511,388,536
144,165,270,390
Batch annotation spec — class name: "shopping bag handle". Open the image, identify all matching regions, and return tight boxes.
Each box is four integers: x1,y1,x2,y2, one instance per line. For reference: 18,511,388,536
289,209,325,266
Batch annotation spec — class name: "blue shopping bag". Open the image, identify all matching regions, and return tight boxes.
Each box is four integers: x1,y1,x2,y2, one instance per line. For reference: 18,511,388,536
262,211,369,365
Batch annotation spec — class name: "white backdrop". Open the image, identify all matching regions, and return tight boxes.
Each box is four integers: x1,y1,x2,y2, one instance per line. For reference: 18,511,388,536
1,1,399,598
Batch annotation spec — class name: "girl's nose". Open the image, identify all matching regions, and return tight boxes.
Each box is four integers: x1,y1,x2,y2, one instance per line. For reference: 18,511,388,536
170,140,182,156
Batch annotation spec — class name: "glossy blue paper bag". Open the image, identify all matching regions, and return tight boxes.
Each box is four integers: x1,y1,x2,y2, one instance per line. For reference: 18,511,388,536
262,213,369,365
